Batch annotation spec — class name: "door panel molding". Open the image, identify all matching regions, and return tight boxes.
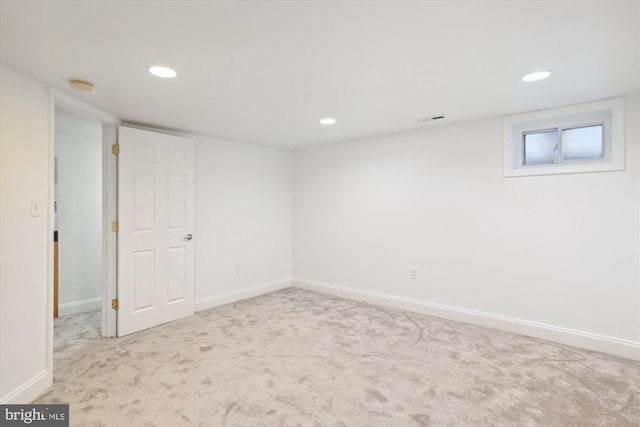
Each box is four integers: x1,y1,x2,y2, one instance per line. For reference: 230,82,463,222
117,126,195,336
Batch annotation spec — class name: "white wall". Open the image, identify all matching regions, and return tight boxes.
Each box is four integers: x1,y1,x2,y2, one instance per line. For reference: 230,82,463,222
0,64,52,402
194,136,292,309
55,130,102,315
293,93,639,358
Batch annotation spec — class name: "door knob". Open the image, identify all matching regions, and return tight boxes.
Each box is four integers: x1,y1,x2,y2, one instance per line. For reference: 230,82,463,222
184,233,193,241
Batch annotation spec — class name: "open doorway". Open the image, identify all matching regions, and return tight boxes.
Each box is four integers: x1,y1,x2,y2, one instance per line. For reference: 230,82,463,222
53,105,103,337
49,90,119,347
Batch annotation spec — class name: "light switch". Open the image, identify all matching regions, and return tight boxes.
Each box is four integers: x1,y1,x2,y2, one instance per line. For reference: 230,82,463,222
31,200,41,217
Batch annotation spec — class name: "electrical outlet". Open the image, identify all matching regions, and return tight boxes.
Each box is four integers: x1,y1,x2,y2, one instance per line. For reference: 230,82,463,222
411,268,417,280
271,259,276,268
235,264,240,273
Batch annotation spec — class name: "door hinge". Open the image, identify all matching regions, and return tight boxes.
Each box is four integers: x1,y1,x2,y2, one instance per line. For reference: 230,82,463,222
111,299,119,310
112,144,120,155
111,221,119,233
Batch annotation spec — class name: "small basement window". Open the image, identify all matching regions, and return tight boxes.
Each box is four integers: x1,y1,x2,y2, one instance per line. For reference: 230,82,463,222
503,98,624,177
522,124,604,165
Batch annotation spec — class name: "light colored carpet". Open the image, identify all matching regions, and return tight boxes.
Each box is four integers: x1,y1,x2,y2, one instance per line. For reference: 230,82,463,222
37,288,639,426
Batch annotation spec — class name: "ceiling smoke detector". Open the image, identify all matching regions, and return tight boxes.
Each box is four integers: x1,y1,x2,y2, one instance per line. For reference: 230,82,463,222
68,79,94,91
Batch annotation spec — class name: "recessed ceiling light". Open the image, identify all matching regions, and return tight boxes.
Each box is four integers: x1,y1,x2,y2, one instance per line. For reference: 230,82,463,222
522,70,552,82
320,117,336,125
149,66,177,78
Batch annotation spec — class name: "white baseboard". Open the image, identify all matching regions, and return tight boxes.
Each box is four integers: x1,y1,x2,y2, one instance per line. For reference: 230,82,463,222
0,369,51,404
195,278,292,312
293,278,640,361
58,297,102,317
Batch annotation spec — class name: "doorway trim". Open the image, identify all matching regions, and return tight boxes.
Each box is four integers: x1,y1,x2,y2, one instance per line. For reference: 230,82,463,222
49,88,120,338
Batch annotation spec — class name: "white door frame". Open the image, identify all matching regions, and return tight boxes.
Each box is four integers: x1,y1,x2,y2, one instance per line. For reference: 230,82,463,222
49,88,120,338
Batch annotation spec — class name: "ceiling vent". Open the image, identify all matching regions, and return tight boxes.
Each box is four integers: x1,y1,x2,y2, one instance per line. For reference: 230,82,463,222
418,115,446,123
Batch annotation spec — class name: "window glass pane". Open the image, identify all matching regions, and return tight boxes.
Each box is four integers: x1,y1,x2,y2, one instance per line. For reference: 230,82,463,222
523,131,557,165
562,125,604,161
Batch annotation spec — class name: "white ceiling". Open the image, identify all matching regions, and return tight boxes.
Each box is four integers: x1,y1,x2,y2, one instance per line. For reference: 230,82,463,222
1,0,638,149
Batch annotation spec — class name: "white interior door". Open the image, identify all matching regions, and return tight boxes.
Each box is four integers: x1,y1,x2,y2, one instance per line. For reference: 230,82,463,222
117,126,195,336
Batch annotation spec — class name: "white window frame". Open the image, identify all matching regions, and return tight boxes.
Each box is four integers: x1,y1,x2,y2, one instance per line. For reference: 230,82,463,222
503,98,625,177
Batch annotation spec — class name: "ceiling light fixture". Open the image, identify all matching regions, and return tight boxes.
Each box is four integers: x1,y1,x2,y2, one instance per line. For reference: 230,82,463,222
68,79,94,91
320,117,336,125
522,70,552,82
149,66,177,78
